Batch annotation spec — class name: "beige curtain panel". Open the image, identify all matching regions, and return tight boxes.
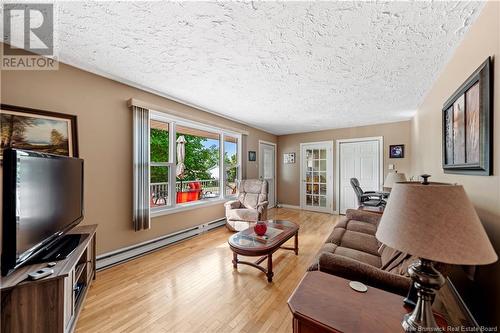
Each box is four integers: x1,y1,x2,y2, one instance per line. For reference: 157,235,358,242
132,105,151,231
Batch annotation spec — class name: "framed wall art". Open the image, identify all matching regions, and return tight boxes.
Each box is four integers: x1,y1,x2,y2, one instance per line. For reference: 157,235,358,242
283,152,295,164
389,145,405,159
0,104,79,159
248,150,256,162
442,57,492,175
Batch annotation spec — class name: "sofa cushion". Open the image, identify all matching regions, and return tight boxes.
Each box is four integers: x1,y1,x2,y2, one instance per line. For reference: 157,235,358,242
335,247,382,268
315,242,382,269
345,209,381,226
339,230,380,257
346,220,377,235
328,216,377,239
317,253,411,296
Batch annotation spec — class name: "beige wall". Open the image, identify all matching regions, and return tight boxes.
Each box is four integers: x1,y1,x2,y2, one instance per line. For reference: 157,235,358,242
1,61,276,255
277,121,411,207
410,1,499,326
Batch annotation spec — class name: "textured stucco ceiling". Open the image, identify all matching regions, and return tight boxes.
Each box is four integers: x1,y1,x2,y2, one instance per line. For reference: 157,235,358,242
54,1,485,135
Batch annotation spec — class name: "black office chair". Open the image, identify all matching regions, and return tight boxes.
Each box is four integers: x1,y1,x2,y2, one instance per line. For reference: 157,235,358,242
350,178,386,207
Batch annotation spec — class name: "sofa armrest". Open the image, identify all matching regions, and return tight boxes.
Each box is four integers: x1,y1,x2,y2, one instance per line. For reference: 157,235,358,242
224,200,241,210
318,252,411,296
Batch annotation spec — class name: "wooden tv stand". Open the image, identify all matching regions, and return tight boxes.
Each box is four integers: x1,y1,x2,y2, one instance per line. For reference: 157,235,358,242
1,225,97,333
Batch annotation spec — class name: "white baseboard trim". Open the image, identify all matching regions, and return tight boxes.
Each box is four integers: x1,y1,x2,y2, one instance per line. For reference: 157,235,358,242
96,218,226,270
277,204,339,215
279,204,301,210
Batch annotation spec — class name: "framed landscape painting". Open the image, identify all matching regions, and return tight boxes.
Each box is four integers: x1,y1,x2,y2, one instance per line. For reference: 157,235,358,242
442,57,492,175
0,104,78,159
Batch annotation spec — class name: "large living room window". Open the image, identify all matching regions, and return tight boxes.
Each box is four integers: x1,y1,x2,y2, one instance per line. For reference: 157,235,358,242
149,112,241,215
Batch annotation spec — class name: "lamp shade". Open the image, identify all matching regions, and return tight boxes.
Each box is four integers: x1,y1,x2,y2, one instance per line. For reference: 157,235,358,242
383,172,407,188
376,182,497,265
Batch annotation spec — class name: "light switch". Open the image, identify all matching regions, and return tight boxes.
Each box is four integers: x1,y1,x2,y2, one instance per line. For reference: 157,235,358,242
388,164,395,170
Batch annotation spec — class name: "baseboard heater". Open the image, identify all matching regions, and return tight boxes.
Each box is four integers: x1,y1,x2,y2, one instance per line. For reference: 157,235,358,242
96,218,226,270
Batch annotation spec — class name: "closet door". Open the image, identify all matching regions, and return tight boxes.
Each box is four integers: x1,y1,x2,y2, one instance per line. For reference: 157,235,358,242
339,140,380,214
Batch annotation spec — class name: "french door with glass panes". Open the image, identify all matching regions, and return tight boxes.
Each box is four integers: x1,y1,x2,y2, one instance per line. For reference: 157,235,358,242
300,142,334,213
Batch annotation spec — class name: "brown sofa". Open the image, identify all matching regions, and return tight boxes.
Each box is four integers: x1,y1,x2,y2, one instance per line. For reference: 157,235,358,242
309,209,416,296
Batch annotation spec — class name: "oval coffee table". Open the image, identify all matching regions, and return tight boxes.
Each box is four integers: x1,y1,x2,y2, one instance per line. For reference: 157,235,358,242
228,220,299,282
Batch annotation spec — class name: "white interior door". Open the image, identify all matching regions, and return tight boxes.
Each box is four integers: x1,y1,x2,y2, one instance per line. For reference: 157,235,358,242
259,142,276,208
300,142,333,213
338,140,381,214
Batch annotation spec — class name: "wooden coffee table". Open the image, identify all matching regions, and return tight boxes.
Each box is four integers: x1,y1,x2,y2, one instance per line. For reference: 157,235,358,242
228,220,299,282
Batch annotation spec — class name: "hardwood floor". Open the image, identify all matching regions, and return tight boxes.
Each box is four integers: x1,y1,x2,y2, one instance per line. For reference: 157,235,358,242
75,208,340,333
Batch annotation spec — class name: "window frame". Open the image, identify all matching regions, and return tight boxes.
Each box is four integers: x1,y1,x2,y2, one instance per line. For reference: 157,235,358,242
149,111,242,216
223,132,241,198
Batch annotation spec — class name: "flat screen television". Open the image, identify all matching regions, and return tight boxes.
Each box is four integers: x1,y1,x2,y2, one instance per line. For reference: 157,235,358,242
2,148,84,276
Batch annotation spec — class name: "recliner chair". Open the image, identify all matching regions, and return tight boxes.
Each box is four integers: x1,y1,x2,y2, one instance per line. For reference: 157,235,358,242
350,178,386,207
224,179,269,232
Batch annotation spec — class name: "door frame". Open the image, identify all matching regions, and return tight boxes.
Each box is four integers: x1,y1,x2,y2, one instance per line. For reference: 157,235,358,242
299,141,334,214
335,136,384,214
258,140,277,208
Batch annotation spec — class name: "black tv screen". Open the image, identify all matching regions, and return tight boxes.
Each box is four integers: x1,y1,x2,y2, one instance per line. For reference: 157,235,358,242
2,149,84,275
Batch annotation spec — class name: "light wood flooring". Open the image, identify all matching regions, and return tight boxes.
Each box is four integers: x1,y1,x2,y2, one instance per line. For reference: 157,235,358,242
75,208,341,333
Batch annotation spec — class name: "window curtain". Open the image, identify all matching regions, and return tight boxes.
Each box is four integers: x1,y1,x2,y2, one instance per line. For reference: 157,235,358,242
132,105,151,231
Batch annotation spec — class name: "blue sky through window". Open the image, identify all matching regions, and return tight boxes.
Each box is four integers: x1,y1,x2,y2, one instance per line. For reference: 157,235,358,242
202,138,237,157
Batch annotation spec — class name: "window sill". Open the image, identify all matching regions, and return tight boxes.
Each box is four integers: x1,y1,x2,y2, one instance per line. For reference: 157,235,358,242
151,197,233,218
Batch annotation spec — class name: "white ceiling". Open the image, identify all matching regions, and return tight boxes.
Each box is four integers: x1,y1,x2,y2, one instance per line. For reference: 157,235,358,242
54,1,484,135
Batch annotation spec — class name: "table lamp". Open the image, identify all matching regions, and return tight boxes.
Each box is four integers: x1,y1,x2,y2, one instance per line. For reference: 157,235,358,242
375,175,498,332
383,171,407,189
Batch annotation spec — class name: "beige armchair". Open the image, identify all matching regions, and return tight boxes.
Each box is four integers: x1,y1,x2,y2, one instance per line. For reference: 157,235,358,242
224,179,269,232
